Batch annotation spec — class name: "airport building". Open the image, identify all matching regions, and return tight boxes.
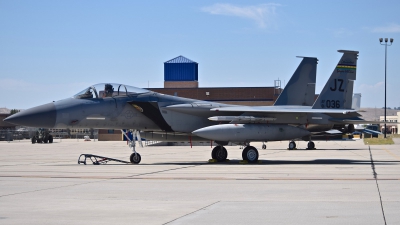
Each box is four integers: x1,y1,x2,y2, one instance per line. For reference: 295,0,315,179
149,55,281,106
379,112,400,134
0,108,15,129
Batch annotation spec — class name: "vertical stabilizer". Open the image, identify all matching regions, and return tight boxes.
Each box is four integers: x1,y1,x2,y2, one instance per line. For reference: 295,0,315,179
274,57,318,106
343,80,354,109
312,50,358,109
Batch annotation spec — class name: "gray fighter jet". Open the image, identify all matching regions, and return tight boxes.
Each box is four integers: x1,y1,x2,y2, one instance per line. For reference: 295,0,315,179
4,50,372,164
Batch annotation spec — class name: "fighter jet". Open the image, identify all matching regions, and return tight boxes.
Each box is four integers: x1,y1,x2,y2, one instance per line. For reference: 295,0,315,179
4,50,371,164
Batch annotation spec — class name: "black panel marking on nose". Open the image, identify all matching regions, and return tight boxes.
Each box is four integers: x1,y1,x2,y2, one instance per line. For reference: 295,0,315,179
128,101,173,132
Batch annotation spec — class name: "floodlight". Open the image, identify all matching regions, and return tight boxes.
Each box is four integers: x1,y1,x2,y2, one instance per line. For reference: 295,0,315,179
385,38,388,42
379,38,383,43
390,38,394,43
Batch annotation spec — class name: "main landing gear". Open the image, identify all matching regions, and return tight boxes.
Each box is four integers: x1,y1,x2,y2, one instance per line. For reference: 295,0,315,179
288,140,316,150
242,146,259,163
288,141,296,150
211,144,260,163
307,141,315,150
211,146,228,162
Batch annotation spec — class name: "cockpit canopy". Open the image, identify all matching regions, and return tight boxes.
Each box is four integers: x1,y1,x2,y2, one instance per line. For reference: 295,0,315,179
74,83,149,99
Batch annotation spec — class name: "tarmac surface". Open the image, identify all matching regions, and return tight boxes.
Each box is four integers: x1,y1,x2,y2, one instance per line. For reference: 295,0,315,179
0,139,399,224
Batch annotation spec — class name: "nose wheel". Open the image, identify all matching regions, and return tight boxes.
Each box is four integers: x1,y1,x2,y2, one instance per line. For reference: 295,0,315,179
242,146,259,163
130,153,141,164
211,146,228,162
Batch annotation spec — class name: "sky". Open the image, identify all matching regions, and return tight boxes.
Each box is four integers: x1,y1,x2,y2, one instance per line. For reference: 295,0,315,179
0,0,399,109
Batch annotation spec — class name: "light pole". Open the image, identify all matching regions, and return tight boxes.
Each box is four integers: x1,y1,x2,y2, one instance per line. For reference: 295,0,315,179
379,38,394,138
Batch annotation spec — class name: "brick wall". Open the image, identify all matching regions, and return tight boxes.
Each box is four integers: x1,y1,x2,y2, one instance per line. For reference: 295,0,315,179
98,129,123,141
148,87,280,106
164,81,198,88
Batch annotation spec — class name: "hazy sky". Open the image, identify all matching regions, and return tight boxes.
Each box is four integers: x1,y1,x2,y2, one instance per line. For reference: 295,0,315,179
1,0,399,109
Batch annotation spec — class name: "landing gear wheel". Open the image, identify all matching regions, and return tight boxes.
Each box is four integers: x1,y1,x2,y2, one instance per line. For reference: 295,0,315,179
37,139,42,143
288,141,296,150
242,146,259,163
31,137,36,144
307,141,315,150
211,146,228,162
49,135,53,143
130,153,141,164
262,144,266,149
43,138,48,143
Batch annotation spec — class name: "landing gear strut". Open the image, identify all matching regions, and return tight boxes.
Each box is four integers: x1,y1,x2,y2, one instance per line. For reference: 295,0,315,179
242,146,259,163
262,142,267,149
211,146,228,162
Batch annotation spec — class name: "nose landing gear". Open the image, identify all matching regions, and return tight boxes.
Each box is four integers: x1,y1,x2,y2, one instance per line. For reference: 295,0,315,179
122,129,143,164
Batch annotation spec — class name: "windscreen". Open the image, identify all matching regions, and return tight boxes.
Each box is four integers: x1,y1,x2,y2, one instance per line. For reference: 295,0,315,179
74,83,149,99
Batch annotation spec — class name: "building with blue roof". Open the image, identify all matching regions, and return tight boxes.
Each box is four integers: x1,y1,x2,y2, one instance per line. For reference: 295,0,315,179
164,55,198,88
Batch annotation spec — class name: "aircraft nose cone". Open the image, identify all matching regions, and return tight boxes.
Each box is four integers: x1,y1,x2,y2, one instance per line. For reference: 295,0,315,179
3,103,56,128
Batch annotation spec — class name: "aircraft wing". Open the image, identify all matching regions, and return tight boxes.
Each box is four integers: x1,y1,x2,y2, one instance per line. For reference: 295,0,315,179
210,106,357,114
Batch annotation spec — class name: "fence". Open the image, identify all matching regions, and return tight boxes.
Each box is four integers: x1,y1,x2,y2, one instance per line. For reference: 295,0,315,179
0,129,99,142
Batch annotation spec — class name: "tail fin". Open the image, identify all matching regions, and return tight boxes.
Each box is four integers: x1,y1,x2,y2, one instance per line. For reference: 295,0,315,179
312,50,358,109
274,57,318,106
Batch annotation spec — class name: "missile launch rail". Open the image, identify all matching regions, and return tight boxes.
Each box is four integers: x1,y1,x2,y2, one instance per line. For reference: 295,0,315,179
78,154,130,165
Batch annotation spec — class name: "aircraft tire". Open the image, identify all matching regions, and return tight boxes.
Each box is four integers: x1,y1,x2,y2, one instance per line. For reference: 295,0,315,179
242,146,252,161
262,144,266,149
212,146,227,162
49,135,53,143
130,153,141,164
288,141,296,150
307,141,315,149
243,146,259,163
31,137,36,144
211,147,217,159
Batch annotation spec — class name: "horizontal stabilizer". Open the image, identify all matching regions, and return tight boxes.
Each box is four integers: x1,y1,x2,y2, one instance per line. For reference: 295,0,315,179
363,129,383,135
